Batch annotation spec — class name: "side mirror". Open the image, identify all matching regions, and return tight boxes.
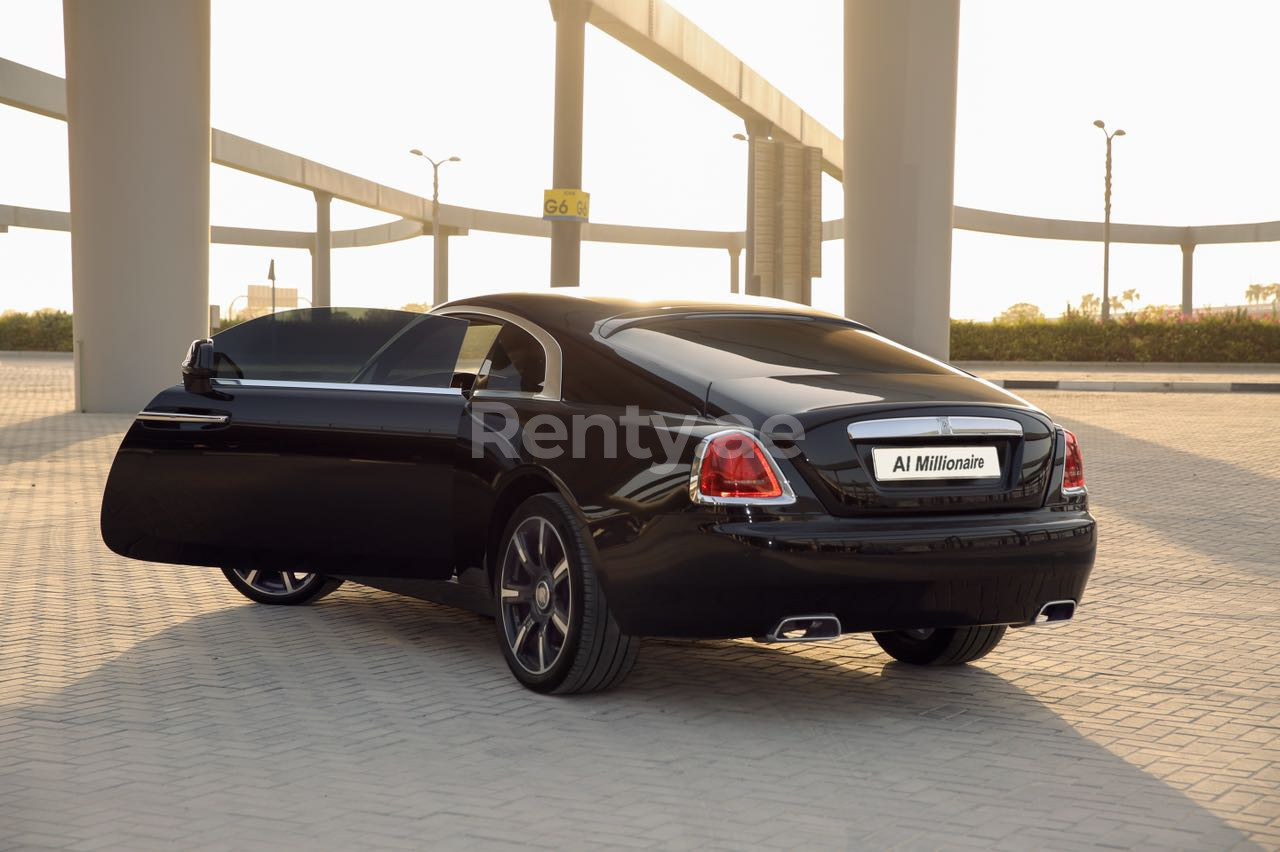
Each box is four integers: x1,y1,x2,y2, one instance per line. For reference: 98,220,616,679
181,338,215,394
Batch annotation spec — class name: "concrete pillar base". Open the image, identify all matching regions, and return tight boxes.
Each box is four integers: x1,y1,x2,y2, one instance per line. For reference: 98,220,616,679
1181,243,1195,316
312,191,332,308
843,0,960,360
434,232,450,306
64,0,211,412
549,0,589,287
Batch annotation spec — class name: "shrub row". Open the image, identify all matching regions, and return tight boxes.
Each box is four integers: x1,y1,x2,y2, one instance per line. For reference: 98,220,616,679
0,310,73,351
3,309,1278,363
0,310,249,352
950,313,1280,363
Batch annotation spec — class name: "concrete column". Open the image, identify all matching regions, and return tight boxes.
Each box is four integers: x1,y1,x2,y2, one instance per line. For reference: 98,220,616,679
549,0,588,287
1180,243,1195,316
843,0,960,360
64,0,211,412
312,191,332,308
743,120,771,297
437,231,450,303
729,248,741,294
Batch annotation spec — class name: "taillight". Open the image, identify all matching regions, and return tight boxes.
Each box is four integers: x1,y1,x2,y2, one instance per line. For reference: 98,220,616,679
1062,429,1085,491
692,430,793,504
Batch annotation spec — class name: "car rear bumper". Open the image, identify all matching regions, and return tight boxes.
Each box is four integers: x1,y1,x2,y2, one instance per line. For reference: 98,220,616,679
592,509,1097,639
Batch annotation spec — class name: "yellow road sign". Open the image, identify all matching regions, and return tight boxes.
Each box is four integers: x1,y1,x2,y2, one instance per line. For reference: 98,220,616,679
543,188,590,222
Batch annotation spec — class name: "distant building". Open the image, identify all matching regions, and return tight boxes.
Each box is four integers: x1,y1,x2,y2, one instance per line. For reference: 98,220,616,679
242,285,298,319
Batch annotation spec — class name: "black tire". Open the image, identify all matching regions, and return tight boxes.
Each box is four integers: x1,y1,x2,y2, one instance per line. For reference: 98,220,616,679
494,493,638,694
873,625,1007,666
221,567,343,606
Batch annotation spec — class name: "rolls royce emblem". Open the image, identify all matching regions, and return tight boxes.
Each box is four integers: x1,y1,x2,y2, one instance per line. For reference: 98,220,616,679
938,417,953,436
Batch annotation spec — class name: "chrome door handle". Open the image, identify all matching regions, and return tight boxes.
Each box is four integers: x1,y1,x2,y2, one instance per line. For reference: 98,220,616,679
137,411,229,425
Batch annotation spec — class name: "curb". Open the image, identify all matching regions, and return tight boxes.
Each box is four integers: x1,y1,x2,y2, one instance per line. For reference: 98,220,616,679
992,379,1280,394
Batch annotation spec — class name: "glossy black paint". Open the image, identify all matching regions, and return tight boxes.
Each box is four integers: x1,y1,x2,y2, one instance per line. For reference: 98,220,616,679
590,509,1095,638
101,293,1097,639
794,405,1055,515
102,382,466,577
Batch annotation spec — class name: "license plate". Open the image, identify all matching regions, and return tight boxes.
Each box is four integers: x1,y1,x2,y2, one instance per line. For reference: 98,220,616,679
871,446,1001,481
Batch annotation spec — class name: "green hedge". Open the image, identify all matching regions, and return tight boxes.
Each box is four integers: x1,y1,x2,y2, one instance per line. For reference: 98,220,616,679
0,310,73,351
951,314,1280,363
3,308,1278,363
0,311,247,351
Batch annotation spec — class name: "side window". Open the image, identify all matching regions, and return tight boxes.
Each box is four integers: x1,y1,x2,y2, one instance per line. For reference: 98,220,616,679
482,324,547,394
454,320,503,375
211,308,465,386
449,317,548,396
356,316,468,387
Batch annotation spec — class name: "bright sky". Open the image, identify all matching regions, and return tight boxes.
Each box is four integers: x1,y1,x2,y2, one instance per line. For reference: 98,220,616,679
3,0,1280,320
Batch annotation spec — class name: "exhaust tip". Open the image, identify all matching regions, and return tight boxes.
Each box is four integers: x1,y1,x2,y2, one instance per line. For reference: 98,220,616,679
758,614,842,643
1033,600,1077,626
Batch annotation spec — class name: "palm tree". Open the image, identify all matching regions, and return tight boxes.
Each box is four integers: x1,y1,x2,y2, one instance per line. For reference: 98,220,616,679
1108,289,1141,316
1245,283,1266,305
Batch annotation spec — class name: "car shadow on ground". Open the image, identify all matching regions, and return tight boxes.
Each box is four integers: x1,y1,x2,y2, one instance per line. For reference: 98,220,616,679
1054,418,1277,578
12,578,1256,849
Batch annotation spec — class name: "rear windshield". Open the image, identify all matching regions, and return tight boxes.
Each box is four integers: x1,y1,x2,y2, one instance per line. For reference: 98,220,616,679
607,316,952,380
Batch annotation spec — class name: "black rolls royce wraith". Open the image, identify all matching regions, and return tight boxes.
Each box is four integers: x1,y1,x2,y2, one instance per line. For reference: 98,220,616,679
101,293,1095,693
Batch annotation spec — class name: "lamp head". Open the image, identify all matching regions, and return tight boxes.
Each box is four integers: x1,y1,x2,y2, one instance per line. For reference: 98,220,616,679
1114,129,1126,137
1093,119,1105,129
732,132,747,141
409,148,423,157
448,156,461,162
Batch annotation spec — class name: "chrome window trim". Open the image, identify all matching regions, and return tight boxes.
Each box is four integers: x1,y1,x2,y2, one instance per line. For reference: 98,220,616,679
137,411,229,424
847,416,1023,441
212,378,463,396
471,388,543,401
688,428,797,507
430,305,564,401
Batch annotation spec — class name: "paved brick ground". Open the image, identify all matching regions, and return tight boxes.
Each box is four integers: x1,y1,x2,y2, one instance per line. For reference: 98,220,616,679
1,353,1277,850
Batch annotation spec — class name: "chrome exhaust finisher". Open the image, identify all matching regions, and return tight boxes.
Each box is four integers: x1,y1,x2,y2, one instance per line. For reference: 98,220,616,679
756,614,842,643
1030,599,1077,627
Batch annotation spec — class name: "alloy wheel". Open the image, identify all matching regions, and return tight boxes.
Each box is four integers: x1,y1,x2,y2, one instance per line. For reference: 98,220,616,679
231,568,320,597
499,516,572,675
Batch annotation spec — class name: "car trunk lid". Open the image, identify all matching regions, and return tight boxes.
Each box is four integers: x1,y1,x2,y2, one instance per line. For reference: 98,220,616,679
706,374,1056,516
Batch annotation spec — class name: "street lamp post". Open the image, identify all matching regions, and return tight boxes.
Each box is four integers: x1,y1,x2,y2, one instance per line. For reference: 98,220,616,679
409,148,461,306
1093,120,1126,322
267,258,276,314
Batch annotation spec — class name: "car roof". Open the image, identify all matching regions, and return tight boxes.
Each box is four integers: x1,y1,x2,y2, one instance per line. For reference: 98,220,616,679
435,290,852,338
